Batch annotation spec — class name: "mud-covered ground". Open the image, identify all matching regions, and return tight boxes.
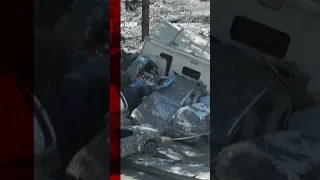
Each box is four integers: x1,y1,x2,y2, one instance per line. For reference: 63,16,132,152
120,0,210,69
122,140,210,180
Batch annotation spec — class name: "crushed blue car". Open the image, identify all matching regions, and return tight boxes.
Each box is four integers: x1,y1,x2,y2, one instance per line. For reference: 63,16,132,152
130,75,202,134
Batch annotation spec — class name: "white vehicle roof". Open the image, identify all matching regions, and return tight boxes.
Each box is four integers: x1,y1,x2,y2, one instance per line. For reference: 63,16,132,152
149,20,210,62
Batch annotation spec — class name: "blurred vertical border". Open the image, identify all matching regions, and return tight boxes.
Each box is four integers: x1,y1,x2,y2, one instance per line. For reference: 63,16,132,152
0,1,34,180
110,0,121,179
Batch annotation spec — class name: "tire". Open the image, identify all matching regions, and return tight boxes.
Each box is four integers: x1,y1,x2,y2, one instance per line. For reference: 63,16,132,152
195,136,207,148
143,140,158,156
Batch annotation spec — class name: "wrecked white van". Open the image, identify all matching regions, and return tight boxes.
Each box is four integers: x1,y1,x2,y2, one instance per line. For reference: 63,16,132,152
128,20,210,94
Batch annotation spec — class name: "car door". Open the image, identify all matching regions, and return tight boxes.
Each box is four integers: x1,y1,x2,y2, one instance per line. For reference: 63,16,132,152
119,129,139,158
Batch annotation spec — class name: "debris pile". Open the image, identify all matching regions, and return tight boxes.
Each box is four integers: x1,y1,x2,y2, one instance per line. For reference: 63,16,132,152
119,20,211,179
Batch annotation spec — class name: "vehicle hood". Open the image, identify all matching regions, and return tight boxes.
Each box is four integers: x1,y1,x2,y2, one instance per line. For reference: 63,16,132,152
131,94,180,133
131,125,159,136
168,103,210,134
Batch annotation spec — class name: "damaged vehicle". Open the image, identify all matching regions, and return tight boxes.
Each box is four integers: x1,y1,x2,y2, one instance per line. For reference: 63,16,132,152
125,55,178,90
125,20,211,94
123,79,154,115
166,103,210,147
124,73,179,115
131,74,202,134
126,55,161,83
118,125,162,158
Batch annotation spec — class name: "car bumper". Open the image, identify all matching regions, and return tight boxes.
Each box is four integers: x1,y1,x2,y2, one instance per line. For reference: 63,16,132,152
166,129,199,143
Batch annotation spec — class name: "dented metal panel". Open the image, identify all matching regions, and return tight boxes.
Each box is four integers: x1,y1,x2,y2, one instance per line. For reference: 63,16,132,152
166,103,210,144
131,93,179,133
131,75,201,134
212,131,320,180
156,75,200,105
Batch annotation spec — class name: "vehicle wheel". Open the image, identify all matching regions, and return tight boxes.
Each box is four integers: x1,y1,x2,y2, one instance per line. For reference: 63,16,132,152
196,136,207,148
143,140,158,156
